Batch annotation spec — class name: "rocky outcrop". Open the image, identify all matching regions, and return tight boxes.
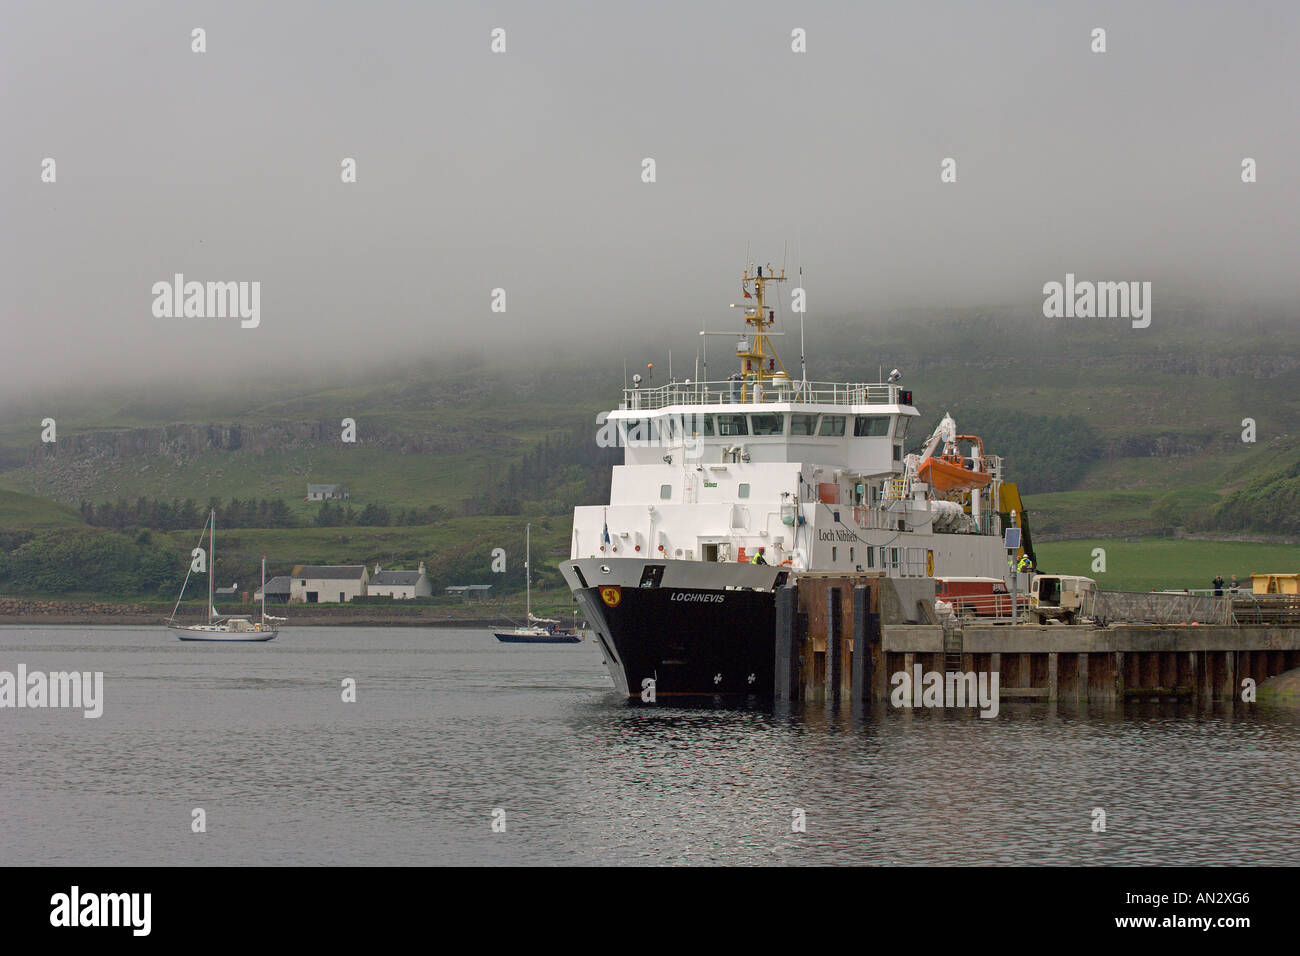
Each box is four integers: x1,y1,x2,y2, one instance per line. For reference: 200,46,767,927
1098,432,1234,460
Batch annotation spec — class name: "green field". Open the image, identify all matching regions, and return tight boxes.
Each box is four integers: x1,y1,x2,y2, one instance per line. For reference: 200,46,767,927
0,489,85,529
1034,538,1298,593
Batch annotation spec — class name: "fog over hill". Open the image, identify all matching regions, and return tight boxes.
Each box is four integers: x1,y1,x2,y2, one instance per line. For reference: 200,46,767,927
3,0,1298,399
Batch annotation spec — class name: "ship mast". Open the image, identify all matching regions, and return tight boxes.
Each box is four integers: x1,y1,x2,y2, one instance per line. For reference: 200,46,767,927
207,509,215,624
735,264,790,402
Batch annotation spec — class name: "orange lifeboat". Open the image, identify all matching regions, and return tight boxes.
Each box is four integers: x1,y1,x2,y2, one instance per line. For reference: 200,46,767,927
917,435,992,493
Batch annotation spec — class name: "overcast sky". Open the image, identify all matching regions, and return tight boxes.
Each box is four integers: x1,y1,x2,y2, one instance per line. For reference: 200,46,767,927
2,0,1297,400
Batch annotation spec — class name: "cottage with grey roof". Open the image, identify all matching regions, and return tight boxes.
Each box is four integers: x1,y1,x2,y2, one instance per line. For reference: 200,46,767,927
369,563,431,599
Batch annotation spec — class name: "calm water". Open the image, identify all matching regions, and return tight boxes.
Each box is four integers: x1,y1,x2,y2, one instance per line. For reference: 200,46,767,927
1,624,1297,866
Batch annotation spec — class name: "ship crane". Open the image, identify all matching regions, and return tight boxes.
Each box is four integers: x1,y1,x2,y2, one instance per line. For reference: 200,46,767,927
916,412,958,464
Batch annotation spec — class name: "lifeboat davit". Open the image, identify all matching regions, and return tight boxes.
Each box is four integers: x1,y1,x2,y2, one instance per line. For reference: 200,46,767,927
917,434,992,493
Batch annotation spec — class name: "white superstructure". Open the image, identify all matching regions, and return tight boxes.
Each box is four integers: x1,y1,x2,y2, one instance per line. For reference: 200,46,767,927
573,379,1009,581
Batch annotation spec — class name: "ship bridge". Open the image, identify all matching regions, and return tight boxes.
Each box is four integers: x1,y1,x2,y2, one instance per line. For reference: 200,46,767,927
604,378,919,475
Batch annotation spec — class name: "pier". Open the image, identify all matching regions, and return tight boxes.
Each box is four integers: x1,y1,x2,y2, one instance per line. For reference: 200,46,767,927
776,574,1300,705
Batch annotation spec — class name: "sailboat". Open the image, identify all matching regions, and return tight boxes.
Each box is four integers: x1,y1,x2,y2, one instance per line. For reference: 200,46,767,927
166,510,282,641
493,523,582,644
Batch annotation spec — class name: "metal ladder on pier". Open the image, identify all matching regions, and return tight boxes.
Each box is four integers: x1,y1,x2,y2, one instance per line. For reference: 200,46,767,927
942,623,964,672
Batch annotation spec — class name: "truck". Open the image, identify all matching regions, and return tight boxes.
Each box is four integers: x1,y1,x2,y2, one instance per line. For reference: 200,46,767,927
1028,574,1096,625
936,576,1013,618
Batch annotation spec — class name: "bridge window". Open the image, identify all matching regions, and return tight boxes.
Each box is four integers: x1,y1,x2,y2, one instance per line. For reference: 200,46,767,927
685,413,714,437
790,413,818,435
895,417,911,440
718,414,748,436
660,484,672,500
854,415,891,437
750,413,783,436
738,483,750,499
818,415,846,437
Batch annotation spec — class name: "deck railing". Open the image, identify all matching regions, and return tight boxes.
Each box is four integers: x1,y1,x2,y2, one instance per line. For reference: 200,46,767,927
621,380,904,410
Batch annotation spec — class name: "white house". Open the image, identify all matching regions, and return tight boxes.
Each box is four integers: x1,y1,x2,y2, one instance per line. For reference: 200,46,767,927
368,563,432,599
289,565,368,603
307,484,349,501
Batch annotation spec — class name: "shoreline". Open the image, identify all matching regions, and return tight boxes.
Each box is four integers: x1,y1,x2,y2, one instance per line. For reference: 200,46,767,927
0,598,558,628
0,614,517,627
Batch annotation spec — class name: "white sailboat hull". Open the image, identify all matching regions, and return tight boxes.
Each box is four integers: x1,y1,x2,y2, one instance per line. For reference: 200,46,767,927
167,622,278,642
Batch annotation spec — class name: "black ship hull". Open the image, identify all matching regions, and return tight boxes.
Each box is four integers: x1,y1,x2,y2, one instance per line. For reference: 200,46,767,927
574,583,777,697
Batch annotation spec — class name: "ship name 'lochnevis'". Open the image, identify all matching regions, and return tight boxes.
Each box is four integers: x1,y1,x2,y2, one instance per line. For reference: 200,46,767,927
560,259,1027,697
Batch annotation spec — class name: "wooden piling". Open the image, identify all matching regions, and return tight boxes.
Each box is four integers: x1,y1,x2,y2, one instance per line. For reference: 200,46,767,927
774,584,795,704
826,587,843,704
852,585,871,715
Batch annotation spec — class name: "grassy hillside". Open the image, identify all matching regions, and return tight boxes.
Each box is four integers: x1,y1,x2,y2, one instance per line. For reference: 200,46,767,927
0,489,85,529
1,304,1296,604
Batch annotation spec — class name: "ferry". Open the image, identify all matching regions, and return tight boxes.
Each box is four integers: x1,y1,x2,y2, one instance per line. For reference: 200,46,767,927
559,262,1027,697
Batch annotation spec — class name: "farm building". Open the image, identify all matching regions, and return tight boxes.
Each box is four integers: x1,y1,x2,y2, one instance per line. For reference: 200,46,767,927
290,565,368,603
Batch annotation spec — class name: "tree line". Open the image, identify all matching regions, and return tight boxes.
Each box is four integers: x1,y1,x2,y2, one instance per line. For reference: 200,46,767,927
81,497,295,530
312,501,449,527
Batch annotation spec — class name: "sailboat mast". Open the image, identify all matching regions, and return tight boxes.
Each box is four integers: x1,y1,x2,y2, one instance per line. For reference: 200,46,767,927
261,555,266,625
525,523,531,618
207,509,215,624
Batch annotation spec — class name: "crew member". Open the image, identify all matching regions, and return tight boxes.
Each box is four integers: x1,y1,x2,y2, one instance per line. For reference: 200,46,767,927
750,547,767,566
1016,553,1033,574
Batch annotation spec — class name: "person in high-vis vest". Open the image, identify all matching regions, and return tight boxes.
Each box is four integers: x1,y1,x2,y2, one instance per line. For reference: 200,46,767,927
1016,554,1033,574
750,547,767,566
